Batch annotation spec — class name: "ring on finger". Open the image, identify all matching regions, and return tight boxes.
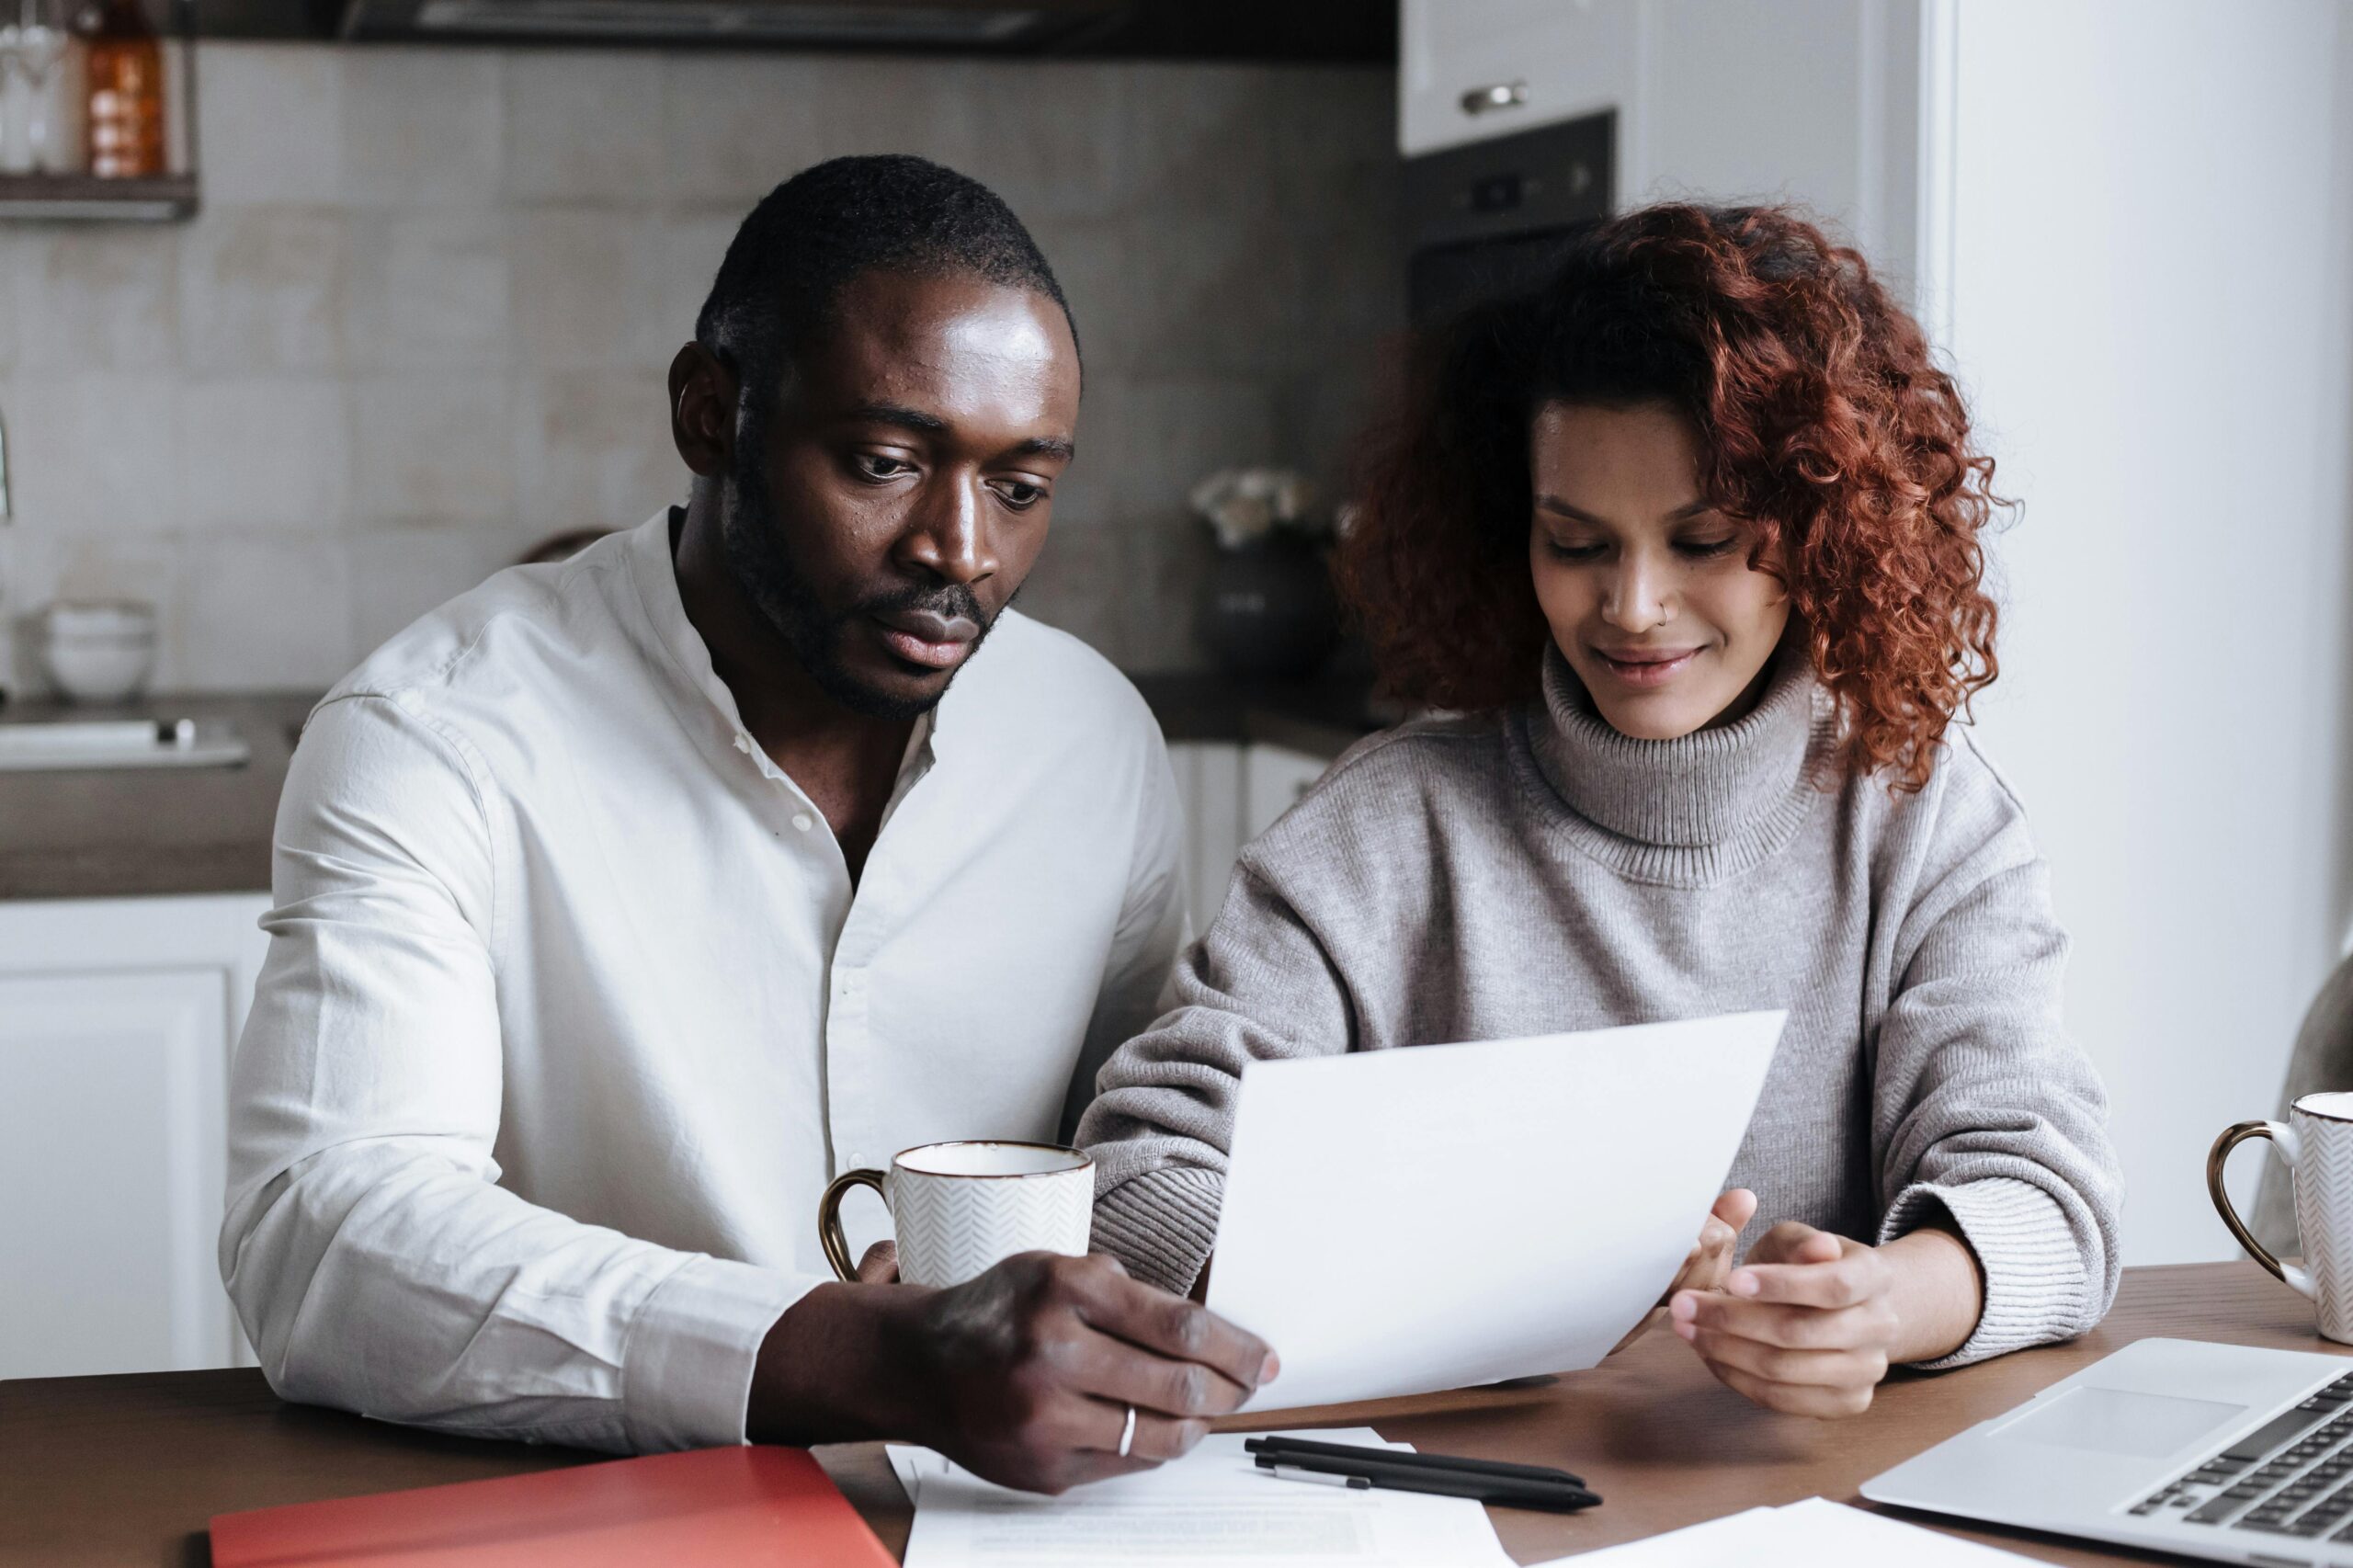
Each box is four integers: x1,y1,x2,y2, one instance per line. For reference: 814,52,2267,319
1118,1403,1138,1459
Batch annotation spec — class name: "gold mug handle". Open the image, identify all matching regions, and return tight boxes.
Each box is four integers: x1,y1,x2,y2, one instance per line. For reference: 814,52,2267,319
2208,1119,2316,1300
818,1168,888,1283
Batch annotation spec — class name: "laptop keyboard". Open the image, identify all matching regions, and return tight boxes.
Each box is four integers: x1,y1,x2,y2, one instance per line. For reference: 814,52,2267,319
2131,1372,2353,1540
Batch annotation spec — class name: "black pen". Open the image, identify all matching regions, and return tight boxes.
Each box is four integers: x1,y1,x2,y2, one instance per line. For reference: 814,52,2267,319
1246,1435,1586,1489
1245,1438,1599,1513
1256,1452,1599,1512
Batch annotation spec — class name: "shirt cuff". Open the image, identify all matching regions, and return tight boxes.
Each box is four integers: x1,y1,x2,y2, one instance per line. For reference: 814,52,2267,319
1091,1166,1224,1296
620,1256,813,1451
1880,1175,2090,1369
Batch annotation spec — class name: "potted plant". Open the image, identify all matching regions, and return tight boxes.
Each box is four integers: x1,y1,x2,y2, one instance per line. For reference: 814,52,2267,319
1189,466,1341,678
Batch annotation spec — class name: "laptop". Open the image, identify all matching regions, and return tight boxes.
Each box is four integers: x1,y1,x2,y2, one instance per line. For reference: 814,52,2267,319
1864,1338,2353,1564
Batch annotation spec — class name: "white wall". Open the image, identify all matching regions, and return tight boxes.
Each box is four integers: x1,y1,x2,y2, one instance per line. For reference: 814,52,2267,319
1927,0,2353,1263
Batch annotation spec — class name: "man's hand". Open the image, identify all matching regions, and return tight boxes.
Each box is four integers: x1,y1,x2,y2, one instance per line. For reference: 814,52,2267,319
913,1252,1277,1491
749,1251,1279,1494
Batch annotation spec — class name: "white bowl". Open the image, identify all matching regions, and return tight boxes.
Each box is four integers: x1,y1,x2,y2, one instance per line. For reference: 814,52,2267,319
42,601,158,705
47,600,156,642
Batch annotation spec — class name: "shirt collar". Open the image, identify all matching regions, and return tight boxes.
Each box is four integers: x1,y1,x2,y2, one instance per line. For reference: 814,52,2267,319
621,506,939,791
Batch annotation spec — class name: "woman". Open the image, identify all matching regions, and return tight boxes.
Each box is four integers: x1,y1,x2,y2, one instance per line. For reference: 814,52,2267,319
1078,204,2121,1417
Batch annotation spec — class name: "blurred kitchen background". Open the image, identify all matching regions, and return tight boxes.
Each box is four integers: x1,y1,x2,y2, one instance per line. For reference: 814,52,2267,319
4,0,2352,1381
0,12,1398,686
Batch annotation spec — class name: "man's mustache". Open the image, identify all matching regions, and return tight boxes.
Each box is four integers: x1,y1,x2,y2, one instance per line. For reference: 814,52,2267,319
854,581,990,630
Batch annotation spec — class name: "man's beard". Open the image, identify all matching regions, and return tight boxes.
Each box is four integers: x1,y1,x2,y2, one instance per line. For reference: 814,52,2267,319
718,449,1000,722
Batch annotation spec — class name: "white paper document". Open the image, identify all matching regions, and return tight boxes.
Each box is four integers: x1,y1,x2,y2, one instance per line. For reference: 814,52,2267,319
1208,1011,1785,1412
897,1427,1516,1568
888,1443,953,1501
1536,1496,2042,1564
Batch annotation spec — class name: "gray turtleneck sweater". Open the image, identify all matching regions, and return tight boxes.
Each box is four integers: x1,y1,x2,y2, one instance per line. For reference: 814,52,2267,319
1078,649,2122,1368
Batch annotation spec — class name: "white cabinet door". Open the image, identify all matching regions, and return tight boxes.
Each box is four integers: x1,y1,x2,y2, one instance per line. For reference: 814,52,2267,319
0,893,269,1379
1167,741,1245,938
1399,0,1913,278
0,970,231,1377
1401,0,1642,156
1242,744,1333,844
1169,743,1335,939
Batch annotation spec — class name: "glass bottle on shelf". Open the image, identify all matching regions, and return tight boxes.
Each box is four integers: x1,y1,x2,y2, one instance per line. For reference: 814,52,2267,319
79,0,159,178
15,0,83,175
0,14,22,176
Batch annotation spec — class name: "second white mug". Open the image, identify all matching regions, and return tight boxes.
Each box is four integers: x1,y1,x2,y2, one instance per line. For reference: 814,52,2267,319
2211,1091,2353,1343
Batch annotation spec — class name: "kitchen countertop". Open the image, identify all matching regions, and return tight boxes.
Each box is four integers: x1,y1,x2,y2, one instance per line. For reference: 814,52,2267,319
0,673,1392,903
1126,668,1400,758
0,691,316,903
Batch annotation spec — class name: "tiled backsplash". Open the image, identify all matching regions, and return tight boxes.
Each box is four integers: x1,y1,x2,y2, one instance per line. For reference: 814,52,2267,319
0,44,1400,693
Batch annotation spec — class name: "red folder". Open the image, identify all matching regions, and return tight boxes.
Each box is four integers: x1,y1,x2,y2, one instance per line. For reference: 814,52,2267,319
209,1445,897,1567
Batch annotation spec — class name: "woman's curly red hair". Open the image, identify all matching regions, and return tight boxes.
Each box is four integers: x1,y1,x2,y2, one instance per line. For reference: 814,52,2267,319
1338,203,2006,791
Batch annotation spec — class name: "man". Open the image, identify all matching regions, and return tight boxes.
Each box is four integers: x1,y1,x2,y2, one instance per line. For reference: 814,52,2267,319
221,155,1275,1494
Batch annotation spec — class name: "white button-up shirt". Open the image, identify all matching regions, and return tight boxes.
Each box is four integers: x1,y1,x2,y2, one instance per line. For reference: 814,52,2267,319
222,512,1187,1454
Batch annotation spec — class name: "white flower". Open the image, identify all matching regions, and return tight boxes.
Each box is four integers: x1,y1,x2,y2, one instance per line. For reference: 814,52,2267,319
1190,466,1314,549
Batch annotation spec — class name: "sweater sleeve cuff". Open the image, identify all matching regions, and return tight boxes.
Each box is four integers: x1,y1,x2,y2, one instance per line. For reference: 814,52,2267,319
621,1256,813,1452
1091,1167,1225,1297
1880,1175,2089,1369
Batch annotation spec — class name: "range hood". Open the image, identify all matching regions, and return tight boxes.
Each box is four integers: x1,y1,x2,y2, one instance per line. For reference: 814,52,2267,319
201,0,1392,61
339,0,1123,47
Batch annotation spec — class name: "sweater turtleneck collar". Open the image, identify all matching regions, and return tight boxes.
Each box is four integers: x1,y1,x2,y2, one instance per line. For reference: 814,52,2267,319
1516,640,1835,884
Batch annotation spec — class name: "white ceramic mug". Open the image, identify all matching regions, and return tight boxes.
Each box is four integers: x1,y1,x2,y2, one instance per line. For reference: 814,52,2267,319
2211,1092,2353,1342
818,1141,1094,1290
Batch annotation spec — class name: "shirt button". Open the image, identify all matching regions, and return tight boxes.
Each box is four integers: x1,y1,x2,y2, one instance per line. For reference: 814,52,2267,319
733,734,752,754
792,812,813,832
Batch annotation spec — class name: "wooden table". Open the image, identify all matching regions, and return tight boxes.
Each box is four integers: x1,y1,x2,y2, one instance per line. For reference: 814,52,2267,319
0,1262,2324,1566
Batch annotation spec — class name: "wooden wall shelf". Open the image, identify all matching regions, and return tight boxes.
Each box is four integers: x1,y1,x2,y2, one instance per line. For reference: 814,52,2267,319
0,0,202,224
0,172,198,222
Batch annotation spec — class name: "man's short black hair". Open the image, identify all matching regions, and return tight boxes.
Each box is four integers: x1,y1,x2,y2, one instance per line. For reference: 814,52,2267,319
695,153,1075,410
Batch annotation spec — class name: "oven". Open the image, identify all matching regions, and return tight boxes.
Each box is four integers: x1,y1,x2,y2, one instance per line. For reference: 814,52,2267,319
1404,110,1615,326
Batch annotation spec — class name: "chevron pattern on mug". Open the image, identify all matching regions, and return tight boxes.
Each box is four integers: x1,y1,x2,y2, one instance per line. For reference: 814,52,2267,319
2292,1094,2353,1344
886,1142,1096,1290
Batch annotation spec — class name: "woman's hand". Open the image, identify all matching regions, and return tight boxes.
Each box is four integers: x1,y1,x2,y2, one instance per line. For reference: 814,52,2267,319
1667,1187,1758,1299
1611,1188,1756,1355
1667,1221,1983,1417
1671,1223,1894,1415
